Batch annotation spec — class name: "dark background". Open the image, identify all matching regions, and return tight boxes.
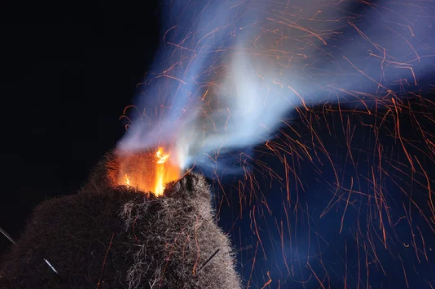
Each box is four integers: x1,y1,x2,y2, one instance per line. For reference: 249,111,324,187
0,0,161,252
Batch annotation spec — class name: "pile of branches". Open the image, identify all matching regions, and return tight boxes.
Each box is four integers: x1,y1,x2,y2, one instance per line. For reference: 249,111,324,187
0,154,241,289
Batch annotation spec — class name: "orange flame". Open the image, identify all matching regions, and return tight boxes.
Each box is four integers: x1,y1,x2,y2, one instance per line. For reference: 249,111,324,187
155,148,170,196
112,148,180,196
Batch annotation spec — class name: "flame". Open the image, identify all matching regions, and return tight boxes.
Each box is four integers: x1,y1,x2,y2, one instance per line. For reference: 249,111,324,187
155,148,170,196
156,148,169,164
112,148,180,196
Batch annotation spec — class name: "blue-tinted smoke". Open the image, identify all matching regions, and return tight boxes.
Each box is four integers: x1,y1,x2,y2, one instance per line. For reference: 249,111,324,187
118,0,435,174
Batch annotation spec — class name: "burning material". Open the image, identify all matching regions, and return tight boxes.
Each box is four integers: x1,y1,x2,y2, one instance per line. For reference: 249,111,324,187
154,148,173,195
105,148,180,196
0,159,240,288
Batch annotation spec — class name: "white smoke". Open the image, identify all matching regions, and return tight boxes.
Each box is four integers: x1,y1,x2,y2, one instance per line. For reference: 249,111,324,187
118,0,435,172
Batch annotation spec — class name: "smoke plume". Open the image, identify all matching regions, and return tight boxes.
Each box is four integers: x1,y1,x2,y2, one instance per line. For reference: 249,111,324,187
118,0,435,173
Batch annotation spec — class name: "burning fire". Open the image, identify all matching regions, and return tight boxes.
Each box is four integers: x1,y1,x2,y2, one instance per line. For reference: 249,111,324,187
110,147,180,196
154,148,170,196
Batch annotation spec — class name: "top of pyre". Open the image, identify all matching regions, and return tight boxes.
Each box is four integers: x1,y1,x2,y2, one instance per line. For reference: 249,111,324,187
0,168,241,288
84,147,181,196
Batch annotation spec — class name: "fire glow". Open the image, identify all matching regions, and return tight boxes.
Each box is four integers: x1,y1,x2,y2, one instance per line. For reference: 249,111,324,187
110,148,180,196
154,148,171,195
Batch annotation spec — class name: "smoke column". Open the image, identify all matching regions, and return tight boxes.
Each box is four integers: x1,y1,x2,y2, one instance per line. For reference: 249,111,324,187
118,0,435,173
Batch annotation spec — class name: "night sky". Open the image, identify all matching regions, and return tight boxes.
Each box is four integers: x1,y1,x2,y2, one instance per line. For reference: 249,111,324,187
2,1,435,289
0,0,160,255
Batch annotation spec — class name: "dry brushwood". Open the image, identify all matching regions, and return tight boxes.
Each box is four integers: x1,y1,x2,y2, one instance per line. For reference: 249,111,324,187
0,152,241,289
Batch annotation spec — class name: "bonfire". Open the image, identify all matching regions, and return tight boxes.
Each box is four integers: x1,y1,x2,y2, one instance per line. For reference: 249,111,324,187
0,150,241,289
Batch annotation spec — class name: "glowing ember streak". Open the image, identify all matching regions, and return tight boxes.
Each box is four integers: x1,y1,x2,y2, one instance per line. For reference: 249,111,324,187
125,174,130,186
